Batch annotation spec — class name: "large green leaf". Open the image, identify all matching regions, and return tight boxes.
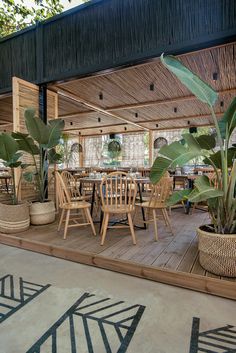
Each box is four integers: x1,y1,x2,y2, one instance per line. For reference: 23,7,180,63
195,134,216,150
188,175,223,203
166,189,192,207
150,140,203,184
24,108,50,145
0,133,19,162
218,97,236,139
48,148,62,164
204,147,236,169
161,54,218,107
12,132,39,155
47,119,65,148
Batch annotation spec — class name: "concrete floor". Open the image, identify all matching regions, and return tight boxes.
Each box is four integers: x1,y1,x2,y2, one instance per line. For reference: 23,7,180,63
0,244,235,353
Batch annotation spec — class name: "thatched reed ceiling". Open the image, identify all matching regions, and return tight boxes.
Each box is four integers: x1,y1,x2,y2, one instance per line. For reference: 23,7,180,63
54,41,236,136
0,42,235,136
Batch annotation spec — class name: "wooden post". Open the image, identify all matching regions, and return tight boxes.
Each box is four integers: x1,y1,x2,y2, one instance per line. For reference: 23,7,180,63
79,135,84,167
12,77,21,201
149,130,153,166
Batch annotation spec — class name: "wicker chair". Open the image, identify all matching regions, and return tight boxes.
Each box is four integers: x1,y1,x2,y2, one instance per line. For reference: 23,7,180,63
135,176,174,241
100,172,137,246
55,172,96,239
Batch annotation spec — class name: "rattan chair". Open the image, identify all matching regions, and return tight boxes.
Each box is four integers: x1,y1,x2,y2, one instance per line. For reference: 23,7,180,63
55,172,96,239
100,172,137,246
135,176,174,241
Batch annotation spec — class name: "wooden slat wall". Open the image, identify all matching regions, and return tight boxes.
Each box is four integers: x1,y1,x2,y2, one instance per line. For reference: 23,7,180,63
12,77,58,201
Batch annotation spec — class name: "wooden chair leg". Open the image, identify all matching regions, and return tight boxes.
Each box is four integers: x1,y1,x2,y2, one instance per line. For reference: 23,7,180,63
63,209,70,239
58,208,65,231
164,208,174,235
101,213,109,246
127,213,136,245
153,209,158,241
161,209,168,226
85,208,96,236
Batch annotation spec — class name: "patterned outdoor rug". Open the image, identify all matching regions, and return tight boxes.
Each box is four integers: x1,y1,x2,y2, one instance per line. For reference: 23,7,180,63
0,245,235,353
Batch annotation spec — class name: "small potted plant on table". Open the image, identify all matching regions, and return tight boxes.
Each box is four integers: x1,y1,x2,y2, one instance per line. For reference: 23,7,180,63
0,133,30,233
13,109,64,225
150,54,236,277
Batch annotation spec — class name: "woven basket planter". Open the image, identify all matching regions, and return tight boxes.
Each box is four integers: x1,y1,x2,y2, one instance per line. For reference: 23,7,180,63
30,200,55,225
0,202,30,234
198,226,236,277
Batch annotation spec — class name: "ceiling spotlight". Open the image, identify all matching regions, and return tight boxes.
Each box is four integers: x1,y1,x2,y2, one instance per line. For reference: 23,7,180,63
98,117,101,122
70,122,73,126
135,112,138,118
213,72,218,81
220,101,224,107
156,124,159,128
150,83,154,91
99,92,103,100
174,107,177,113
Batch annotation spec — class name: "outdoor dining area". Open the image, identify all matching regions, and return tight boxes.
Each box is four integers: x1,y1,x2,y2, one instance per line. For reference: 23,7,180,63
0,0,236,302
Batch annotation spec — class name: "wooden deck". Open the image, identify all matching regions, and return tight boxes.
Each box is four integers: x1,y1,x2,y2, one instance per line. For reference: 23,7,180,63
0,208,235,300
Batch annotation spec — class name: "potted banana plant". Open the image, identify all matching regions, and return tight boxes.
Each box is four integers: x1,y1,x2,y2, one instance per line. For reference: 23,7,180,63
150,54,236,277
13,108,64,225
0,133,30,233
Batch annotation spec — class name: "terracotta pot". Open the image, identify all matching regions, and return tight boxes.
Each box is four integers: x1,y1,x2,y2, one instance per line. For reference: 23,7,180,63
0,202,30,234
198,226,236,277
30,200,55,225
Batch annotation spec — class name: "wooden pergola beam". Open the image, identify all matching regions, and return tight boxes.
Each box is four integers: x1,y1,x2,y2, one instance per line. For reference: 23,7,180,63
58,88,235,121
152,123,213,131
64,122,128,132
138,112,222,124
57,87,148,131
106,88,236,112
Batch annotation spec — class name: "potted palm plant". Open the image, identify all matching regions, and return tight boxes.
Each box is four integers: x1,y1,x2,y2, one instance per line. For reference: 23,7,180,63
13,108,64,225
0,133,30,233
150,54,236,277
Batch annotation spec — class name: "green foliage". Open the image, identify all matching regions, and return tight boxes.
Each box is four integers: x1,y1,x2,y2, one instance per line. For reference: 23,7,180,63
151,54,236,234
0,0,90,38
14,108,64,202
0,133,24,204
0,0,64,37
107,140,122,161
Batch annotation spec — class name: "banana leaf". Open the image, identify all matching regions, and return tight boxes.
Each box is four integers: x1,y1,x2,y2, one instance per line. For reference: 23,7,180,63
25,110,50,145
160,54,218,107
12,132,39,155
0,133,19,162
204,147,236,169
150,140,203,184
218,97,236,139
166,189,192,207
188,175,223,203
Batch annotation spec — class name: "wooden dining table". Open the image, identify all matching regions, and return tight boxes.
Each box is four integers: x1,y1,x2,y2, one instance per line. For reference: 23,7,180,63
77,176,150,229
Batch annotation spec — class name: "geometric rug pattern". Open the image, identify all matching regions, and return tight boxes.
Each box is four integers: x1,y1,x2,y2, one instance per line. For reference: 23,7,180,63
0,274,50,324
189,317,236,353
26,292,145,353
